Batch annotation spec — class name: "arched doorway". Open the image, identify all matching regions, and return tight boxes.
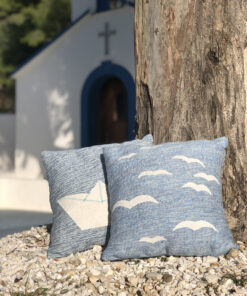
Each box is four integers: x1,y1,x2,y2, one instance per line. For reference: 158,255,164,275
81,62,135,147
98,77,128,144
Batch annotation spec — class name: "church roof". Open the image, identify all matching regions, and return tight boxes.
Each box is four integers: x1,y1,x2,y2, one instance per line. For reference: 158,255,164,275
11,9,90,78
11,3,134,78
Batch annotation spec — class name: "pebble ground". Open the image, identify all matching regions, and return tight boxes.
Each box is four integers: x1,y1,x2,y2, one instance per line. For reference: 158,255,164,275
0,226,246,296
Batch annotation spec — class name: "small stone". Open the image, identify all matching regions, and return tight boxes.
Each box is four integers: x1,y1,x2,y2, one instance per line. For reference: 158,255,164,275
210,263,219,268
93,245,102,252
0,225,246,296
192,288,204,296
196,257,203,264
85,283,97,292
221,278,234,289
95,253,101,260
226,248,239,259
239,244,245,252
138,277,146,285
69,258,81,267
144,284,152,293
208,268,216,275
127,276,138,286
182,282,195,290
86,260,96,267
199,267,207,273
237,240,244,244
56,274,62,280
178,266,186,272
80,257,87,265
55,282,63,290
68,271,75,278
205,274,218,285
163,273,173,283
89,276,100,284
167,256,176,262
201,262,210,268
98,285,105,294
0,280,6,287
183,273,191,281
105,269,114,278
146,272,162,281
112,261,126,270
90,268,101,276
205,256,218,264
159,289,168,296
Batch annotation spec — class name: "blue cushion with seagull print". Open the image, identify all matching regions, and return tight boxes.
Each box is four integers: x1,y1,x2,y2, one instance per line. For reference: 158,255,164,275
102,137,238,261
41,134,153,258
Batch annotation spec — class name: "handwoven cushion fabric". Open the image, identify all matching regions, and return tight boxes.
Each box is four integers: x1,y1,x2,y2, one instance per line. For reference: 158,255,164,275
41,135,153,258
102,137,238,261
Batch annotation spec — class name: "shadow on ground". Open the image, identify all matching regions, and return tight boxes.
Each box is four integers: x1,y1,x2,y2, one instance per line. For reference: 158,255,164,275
0,210,52,238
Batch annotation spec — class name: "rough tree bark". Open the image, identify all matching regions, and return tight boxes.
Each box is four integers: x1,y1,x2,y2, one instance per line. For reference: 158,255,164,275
135,0,247,242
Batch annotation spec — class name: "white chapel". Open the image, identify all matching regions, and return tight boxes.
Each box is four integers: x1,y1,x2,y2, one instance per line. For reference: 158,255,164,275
11,0,135,179
0,0,135,224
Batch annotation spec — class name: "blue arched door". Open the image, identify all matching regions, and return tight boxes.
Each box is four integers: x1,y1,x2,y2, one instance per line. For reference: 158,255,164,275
81,62,135,147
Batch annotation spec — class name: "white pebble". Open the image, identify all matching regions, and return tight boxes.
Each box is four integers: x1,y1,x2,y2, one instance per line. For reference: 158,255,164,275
205,256,218,264
205,274,218,285
0,226,246,296
90,269,101,276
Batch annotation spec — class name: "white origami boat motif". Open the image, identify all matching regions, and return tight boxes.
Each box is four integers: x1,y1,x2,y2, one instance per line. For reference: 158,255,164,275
58,181,108,231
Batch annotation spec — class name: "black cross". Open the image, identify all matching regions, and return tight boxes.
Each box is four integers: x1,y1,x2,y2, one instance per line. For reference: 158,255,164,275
98,22,116,55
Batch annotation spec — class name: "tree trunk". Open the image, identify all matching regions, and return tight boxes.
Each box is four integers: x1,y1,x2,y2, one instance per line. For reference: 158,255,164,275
135,0,247,243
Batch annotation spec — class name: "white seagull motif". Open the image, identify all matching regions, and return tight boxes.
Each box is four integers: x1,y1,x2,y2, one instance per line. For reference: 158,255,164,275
139,236,166,244
138,170,172,178
172,155,205,168
118,153,137,160
193,172,220,184
173,220,218,232
112,195,159,212
182,182,212,195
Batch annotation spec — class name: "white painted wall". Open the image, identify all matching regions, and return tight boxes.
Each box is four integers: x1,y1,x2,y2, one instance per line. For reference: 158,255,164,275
0,114,15,172
0,177,50,212
0,177,51,238
13,7,135,178
71,0,96,21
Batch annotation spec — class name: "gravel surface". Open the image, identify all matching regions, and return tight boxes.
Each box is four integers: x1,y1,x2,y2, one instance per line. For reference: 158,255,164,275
0,226,246,296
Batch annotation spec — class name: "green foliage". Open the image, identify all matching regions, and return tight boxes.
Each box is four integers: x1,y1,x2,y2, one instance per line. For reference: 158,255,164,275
0,0,71,112
222,273,247,287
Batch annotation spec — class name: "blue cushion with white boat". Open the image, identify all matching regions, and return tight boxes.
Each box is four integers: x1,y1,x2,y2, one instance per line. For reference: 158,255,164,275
41,135,153,258
102,137,238,261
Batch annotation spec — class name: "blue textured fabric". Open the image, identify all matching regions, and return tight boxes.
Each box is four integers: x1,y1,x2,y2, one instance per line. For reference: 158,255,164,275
41,135,153,258
102,137,238,261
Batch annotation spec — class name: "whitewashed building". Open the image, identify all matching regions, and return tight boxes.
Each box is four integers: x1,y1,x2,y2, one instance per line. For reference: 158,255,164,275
0,0,135,233
11,0,135,179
